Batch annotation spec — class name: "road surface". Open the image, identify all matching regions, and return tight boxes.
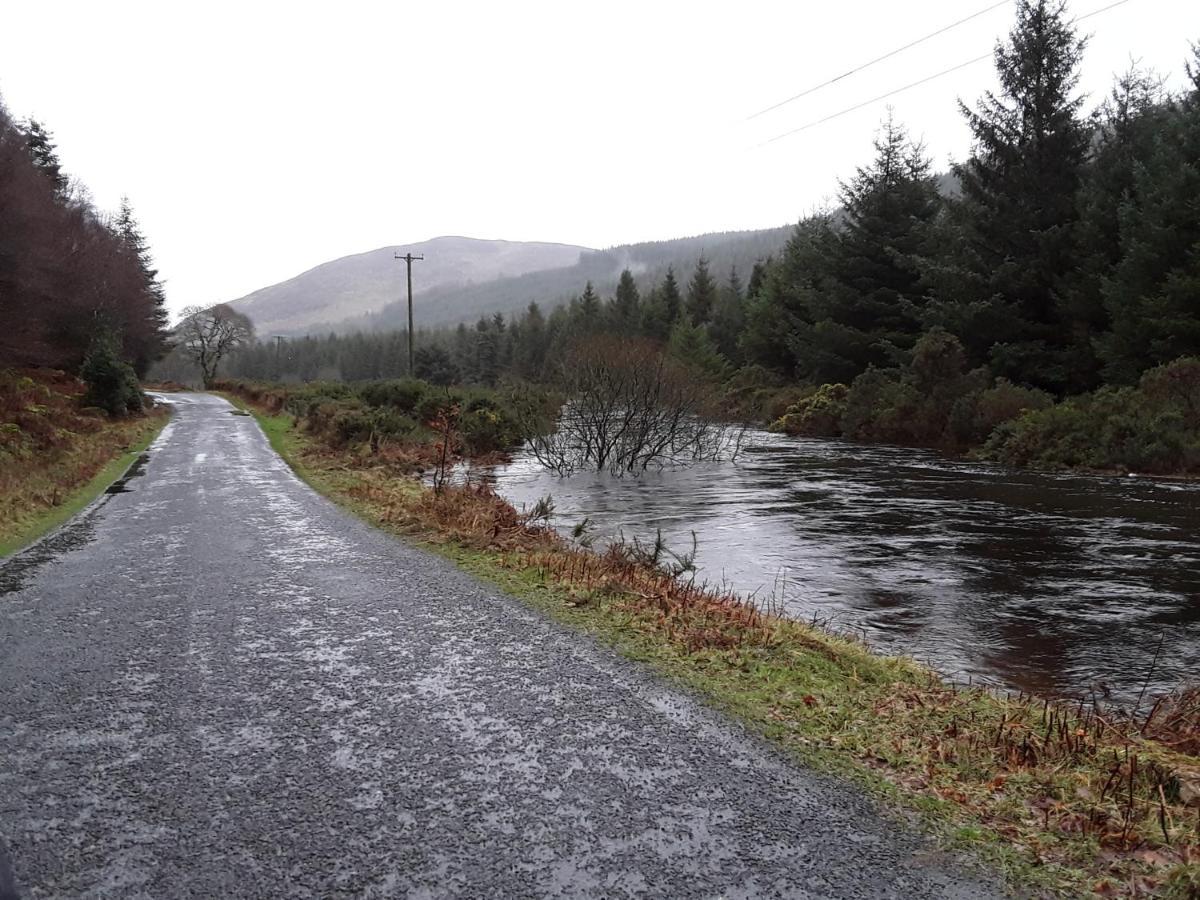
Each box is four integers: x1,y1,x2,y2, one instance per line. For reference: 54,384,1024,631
0,392,1001,898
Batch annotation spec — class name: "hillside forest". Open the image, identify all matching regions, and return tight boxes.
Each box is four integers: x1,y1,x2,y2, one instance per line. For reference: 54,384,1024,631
0,96,168,412
220,3,1200,475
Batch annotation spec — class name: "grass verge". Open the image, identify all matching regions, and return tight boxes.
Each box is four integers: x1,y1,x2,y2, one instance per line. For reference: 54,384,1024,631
228,390,1200,899
0,371,170,558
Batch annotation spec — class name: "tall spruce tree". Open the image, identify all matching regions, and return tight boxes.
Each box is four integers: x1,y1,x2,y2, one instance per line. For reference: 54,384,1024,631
611,268,641,332
793,115,940,382
115,197,170,374
1063,66,1167,388
1097,47,1200,381
659,266,683,324
685,256,718,325
709,266,746,363
740,217,834,376
576,280,602,331
22,118,68,196
932,0,1090,393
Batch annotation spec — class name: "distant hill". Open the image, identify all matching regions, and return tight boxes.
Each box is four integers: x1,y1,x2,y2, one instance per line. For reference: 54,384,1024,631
329,226,794,334
229,236,588,335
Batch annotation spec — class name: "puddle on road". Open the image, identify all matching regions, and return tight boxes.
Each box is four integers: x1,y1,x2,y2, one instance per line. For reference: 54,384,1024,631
105,452,150,494
1,452,150,595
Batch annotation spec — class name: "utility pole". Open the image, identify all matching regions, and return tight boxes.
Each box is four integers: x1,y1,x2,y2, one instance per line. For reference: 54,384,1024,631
394,251,424,376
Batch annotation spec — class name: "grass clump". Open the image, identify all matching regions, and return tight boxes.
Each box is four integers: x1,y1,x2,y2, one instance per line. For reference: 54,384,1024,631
231,389,1200,898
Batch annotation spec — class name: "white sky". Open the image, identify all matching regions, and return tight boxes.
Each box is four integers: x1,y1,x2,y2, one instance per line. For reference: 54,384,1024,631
1,0,1194,317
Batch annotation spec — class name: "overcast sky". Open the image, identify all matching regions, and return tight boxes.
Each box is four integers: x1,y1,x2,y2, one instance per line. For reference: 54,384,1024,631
1,0,1194,317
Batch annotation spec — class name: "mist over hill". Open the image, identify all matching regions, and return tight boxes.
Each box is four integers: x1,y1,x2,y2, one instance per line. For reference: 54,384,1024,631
283,227,794,336
229,236,587,336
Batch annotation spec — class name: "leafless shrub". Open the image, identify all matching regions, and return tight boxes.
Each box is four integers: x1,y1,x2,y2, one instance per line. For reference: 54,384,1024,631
527,335,745,476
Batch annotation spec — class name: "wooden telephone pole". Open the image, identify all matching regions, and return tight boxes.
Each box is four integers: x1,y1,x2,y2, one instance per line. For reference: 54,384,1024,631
394,251,423,376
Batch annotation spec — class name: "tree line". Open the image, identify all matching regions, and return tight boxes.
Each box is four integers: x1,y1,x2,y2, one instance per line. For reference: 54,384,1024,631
0,96,168,391
222,0,1198,472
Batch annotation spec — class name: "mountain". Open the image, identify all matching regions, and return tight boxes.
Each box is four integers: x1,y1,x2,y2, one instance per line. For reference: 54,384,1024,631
320,227,794,334
229,236,588,336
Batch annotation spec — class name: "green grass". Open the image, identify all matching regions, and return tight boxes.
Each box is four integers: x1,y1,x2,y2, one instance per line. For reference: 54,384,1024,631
0,413,169,558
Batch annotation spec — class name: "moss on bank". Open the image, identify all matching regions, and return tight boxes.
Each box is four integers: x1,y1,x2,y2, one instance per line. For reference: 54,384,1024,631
227,389,1200,899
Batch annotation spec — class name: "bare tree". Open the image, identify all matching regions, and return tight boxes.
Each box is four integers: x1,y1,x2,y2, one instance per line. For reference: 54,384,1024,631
177,304,254,388
526,335,744,476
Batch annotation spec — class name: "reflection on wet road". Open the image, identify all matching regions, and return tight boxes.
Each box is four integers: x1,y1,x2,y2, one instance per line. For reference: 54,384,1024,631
491,432,1200,702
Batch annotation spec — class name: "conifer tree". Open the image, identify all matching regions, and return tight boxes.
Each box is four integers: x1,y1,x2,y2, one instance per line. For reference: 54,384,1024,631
794,115,940,381
1063,67,1166,388
659,266,683,324
611,268,641,332
933,0,1090,392
115,197,170,374
1097,47,1200,381
685,256,718,325
515,301,548,378
576,281,602,330
22,118,68,196
709,266,747,363
740,217,834,375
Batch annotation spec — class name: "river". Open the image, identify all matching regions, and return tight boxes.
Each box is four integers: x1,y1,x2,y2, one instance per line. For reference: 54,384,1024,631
485,430,1200,704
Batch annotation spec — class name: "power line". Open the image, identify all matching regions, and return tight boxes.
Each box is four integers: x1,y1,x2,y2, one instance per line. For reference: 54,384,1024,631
747,0,1011,121
758,0,1136,147
760,54,992,145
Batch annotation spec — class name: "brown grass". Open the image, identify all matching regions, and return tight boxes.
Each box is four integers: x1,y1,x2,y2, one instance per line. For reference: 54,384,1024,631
0,368,167,549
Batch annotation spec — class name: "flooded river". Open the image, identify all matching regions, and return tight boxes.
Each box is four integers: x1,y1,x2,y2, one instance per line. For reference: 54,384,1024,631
488,431,1200,704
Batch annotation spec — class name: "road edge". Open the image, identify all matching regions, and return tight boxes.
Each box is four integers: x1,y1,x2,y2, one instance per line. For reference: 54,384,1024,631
0,405,171,562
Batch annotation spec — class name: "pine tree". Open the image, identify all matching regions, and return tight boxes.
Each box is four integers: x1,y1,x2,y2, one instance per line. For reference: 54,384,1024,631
515,301,548,378
709,266,746,363
22,118,68,196
685,256,718,325
576,281,602,331
747,258,771,300
474,316,499,385
933,0,1090,392
740,217,834,375
659,266,683,324
611,268,641,332
667,319,730,382
1064,66,1167,389
1097,48,1200,381
795,115,940,382
115,197,170,375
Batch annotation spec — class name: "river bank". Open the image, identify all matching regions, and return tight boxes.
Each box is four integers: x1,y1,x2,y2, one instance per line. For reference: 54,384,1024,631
224,384,1200,898
486,430,1200,704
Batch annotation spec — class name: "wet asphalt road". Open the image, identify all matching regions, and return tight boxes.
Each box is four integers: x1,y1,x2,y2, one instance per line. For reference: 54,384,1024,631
0,393,1002,898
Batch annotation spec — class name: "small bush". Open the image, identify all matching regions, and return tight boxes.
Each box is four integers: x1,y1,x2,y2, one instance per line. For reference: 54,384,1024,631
982,365,1200,474
80,335,143,417
357,379,428,413
415,390,466,425
771,383,849,436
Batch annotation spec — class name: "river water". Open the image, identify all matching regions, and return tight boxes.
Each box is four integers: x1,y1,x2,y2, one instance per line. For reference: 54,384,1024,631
486,431,1200,704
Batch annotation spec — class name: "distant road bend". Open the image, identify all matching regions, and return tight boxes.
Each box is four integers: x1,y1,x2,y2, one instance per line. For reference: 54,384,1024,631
0,393,999,898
